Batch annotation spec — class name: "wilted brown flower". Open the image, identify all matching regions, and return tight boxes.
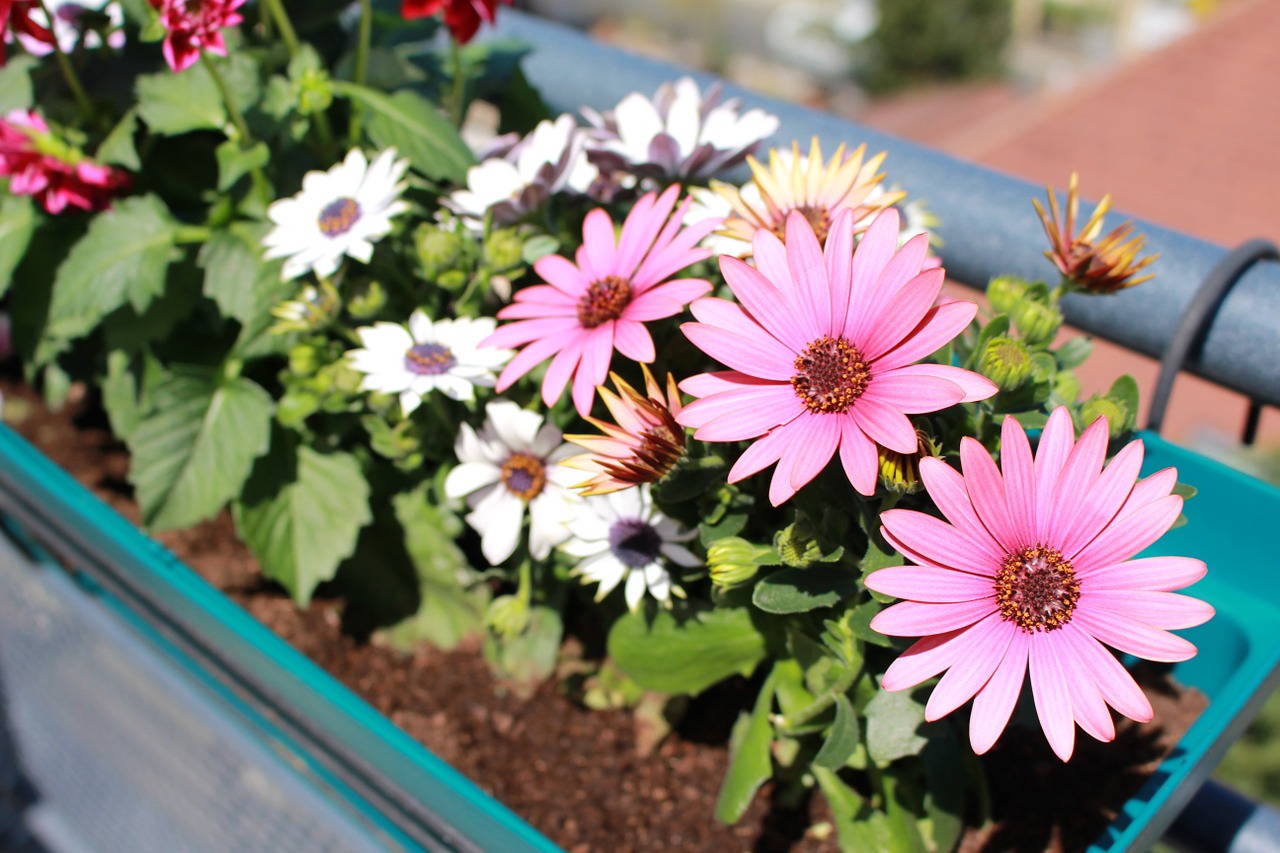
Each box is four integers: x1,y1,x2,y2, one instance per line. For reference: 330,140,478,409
563,366,686,495
1033,172,1156,294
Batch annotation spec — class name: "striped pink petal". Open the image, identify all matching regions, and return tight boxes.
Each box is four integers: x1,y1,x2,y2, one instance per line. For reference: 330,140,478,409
1029,636,1076,760
1083,590,1215,630
870,598,995,637
865,566,996,603
925,613,1011,721
970,630,1030,754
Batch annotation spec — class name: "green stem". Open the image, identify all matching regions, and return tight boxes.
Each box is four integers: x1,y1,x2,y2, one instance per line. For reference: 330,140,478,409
773,666,859,733
174,225,213,244
34,0,94,122
348,0,373,147
446,38,467,128
262,0,301,58
200,53,271,200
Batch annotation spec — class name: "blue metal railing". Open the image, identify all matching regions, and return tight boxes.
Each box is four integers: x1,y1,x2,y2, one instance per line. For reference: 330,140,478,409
489,11,1280,413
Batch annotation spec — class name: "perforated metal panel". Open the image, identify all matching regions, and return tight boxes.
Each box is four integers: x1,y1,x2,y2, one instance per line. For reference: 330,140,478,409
0,531,389,853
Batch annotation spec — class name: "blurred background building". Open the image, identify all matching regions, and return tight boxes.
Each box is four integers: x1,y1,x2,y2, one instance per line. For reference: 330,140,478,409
522,0,1280,454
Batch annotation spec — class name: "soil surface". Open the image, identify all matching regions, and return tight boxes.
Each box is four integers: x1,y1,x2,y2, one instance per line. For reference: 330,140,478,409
0,378,1209,852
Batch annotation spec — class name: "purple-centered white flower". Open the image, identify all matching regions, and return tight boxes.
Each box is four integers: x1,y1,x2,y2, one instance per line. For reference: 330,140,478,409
865,410,1214,761
583,76,779,181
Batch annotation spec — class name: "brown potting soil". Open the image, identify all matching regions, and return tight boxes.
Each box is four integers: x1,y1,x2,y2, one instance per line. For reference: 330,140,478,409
0,378,1208,852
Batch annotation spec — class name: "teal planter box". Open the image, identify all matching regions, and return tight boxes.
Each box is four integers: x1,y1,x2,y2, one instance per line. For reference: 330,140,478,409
1,419,1278,851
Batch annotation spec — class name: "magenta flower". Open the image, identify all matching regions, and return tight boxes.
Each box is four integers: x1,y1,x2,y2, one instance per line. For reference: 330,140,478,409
0,110,130,213
149,0,244,73
865,409,1215,761
676,208,996,505
484,185,720,416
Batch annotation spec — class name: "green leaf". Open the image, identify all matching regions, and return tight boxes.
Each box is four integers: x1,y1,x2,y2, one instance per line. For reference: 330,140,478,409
129,370,274,531
136,64,226,135
1055,335,1093,369
813,693,861,770
608,607,767,696
752,567,859,614
847,602,893,648
655,455,726,503
96,109,142,170
101,350,165,443
921,729,966,853
215,140,269,191
814,767,896,852
1107,373,1140,421
0,194,36,299
333,83,474,182
198,224,275,323
865,687,928,764
714,667,777,824
234,444,372,605
483,605,563,685
0,56,36,112
46,195,177,339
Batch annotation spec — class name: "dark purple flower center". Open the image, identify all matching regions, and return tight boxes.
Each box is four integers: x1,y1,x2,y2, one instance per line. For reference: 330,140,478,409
608,518,663,568
500,452,546,501
995,545,1080,633
577,275,632,329
791,335,870,414
772,204,832,245
404,342,456,376
318,197,361,237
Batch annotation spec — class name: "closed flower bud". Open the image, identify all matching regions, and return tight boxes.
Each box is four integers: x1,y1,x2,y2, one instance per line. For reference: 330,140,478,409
415,224,467,279
484,227,526,272
346,280,387,319
980,337,1032,390
288,342,322,377
986,275,1029,315
1013,299,1063,347
1053,371,1081,404
1081,397,1133,440
708,537,771,588
879,427,941,495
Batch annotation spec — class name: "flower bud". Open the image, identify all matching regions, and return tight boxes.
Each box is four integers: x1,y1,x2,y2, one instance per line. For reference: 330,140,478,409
346,280,387,319
270,281,340,333
979,337,1032,391
879,428,941,495
1013,299,1063,347
1053,371,1081,405
484,227,526,272
986,275,1029,315
1081,397,1133,440
415,224,467,279
708,537,771,588
288,342,322,377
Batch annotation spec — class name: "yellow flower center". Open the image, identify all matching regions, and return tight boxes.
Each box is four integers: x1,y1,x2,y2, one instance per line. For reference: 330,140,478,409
772,205,832,245
995,545,1080,633
318,197,361,237
577,275,632,329
791,336,870,414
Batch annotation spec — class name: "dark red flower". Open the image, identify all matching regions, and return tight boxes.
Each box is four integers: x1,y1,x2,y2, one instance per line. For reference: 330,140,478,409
401,0,512,44
148,0,245,73
0,110,131,213
1,0,54,64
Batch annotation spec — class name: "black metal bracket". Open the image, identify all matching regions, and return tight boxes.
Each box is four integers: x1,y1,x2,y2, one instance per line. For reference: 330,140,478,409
1146,239,1279,441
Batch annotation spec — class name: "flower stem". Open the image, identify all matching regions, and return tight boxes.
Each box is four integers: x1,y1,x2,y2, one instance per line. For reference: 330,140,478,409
347,0,373,147
34,0,94,122
262,0,301,58
772,665,859,734
446,38,468,128
201,53,253,145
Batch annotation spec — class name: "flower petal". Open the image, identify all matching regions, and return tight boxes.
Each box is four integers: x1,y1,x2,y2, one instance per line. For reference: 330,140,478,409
1083,590,1214,631
880,627,970,691
1045,415,1111,546
1078,555,1207,590
1029,635,1076,761
961,436,1020,552
1071,495,1183,570
1034,407,1076,533
1000,415,1038,548
872,302,978,373
881,509,1002,576
859,268,944,361
865,566,996,603
1063,625,1153,722
1058,438,1145,557
681,322,795,380
970,629,1030,754
719,255,809,352
784,210,832,339
838,416,879,496
1072,607,1198,662
851,397,918,453
861,367,965,413
1050,630,1115,744
869,598,995,637
926,613,1012,721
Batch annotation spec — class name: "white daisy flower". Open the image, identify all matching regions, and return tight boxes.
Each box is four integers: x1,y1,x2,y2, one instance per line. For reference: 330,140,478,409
583,77,779,181
347,311,512,415
445,114,598,228
560,484,699,612
444,400,582,565
262,147,409,281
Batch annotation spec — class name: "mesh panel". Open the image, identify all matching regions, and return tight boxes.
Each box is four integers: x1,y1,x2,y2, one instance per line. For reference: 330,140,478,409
0,531,392,853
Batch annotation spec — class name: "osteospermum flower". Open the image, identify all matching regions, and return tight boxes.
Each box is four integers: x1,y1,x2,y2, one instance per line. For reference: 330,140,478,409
0,109,130,213
695,137,903,258
347,311,511,414
148,0,244,73
563,365,686,495
582,76,779,181
262,147,409,281
401,0,511,44
446,114,599,229
678,208,996,506
443,400,581,565
1,0,52,64
866,410,1214,761
484,184,720,416
561,484,698,611
1034,172,1156,294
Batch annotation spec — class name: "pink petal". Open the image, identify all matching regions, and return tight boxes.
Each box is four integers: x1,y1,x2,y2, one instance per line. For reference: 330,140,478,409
881,628,971,691
1072,607,1198,662
612,319,654,362
859,268,945,361
693,388,804,441
1071,495,1183,570
865,566,996,603
495,334,569,391
540,336,585,407
786,413,841,490
869,598,996,637
625,278,712,320
689,297,787,347
485,316,581,349
785,210,832,340
499,299,577,319
917,458,1005,558
961,436,1020,552
970,630,1030,754
861,369,965,413
509,282,575,306
678,369,769,400
850,397,918,453
633,199,716,288
580,207,618,281
1034,407,1076,532
926,613,1012,721
611,190,658,274
572,327,615,415
1029,635,1076,761
681,322,795,381
1057,440,1144,557
842,209,903,339
728,428,791,483
851,231,931,342
1083,590,1214,631
881,509,1002,576
838,417,879,496
1000,416,1037,548
1121,467,1178,516
872,302,978,372
1063,625,1153,722
1050,630,1115,743
751,227,790,289
1078,555,1207,590
1045,416,1110,546
719,255,809,352
824,208,856,335
535,253,590,296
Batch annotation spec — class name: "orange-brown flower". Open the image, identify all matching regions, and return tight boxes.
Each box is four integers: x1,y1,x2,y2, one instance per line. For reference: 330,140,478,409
1034,173,1156,294
703,137,903,257
878,426,941,495
563,366,686,495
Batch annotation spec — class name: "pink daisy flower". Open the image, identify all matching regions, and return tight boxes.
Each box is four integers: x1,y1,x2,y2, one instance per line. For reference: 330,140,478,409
676,207,996,505
484,184,720,417
0,110,130,213
149,0,244,73
865,409,1215,761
